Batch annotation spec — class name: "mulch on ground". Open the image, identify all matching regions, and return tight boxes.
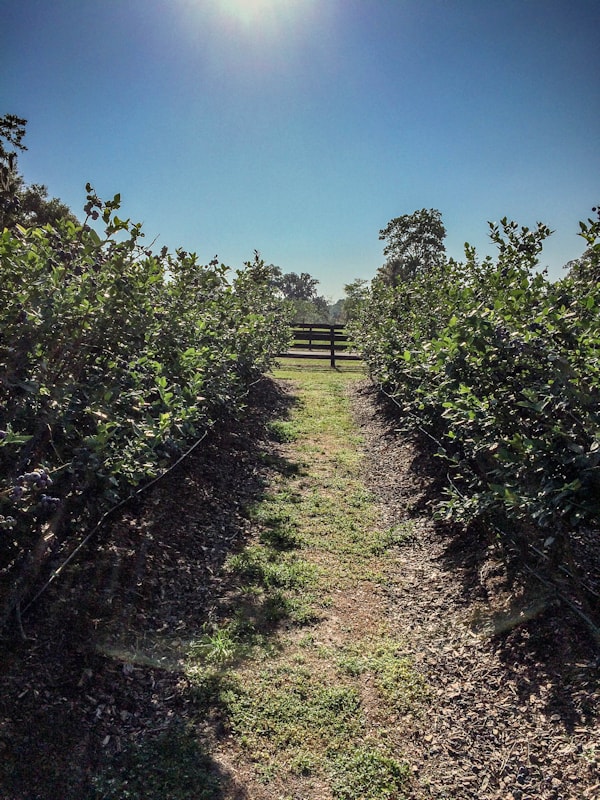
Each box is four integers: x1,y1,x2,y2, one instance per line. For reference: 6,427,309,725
0,374,598,800
349,381,599,800
0,377,294,798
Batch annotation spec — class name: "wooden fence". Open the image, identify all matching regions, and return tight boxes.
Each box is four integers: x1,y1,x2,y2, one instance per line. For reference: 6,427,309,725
278,323,361,368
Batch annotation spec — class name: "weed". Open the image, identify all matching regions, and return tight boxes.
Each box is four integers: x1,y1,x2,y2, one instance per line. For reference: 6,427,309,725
581,744,598,765
188,623,240,665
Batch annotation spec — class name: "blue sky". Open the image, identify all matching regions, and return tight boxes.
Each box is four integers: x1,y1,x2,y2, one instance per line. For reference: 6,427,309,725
2,0,598,299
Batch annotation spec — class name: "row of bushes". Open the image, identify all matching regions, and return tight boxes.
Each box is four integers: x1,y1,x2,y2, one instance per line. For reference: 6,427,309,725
0,187,291,630
349,211,600,625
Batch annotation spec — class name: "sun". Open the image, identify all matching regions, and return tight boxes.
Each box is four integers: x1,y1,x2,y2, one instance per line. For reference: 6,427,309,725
177,0,324,79
205,0,318,38
219,0,287,27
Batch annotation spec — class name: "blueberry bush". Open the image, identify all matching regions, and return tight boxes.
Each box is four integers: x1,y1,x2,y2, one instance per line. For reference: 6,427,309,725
349,211,600,630
0,186,291,631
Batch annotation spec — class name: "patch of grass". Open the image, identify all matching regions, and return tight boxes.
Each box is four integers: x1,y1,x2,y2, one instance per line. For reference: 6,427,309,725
226,545,318,591
258,450,302,475
267,419,300,443
186,667,238,708
249,497,301,549
221,664,363,761
330,746,410,800
261,588,322,626
258,524,298,549
90,725,220,800
369,522,416,555
258,376,388,578
220,540,323,631
289,750,319,776
294,482,386,577
217,660,411,798
336,636,428,713
273,360,365,374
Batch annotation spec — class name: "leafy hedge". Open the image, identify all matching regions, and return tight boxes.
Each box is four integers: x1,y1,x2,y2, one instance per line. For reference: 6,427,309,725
0,187,291,629
349,212,600,624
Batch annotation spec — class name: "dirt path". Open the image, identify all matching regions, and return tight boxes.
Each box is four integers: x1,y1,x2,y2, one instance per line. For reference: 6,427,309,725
0,368,598,799
199,366,422,799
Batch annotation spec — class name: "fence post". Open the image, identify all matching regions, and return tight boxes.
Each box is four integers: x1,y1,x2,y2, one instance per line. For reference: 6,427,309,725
330,325,336,368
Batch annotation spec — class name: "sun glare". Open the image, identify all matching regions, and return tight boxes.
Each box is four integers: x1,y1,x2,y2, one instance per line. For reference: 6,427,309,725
200,0,319,40
220,0,289,28
178,0,325,80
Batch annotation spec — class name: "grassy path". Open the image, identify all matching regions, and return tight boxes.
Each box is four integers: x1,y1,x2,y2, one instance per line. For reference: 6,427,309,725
184,366,425,800
7,365,596,798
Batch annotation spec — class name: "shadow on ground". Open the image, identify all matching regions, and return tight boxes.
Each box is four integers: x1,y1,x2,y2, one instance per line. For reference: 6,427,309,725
355,382,599,728
0,376,299,800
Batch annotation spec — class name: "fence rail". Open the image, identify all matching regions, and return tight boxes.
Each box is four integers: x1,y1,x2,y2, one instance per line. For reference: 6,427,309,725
278,323,361,368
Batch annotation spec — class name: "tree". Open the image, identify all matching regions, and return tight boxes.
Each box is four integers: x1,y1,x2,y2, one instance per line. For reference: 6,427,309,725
328,298,346,324
0,113,27,165
15,179,77,227
275,270,319,301
289,296,328,323
342,279,370,323
0,114,27,225
0,114,76,229
378,208,446,285
266,266,331,322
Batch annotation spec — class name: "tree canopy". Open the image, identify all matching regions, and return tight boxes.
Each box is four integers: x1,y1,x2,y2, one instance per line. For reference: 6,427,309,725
564,206,600,285
378,208,446,285
272,269,320,302
0,114,27,165
0,114,76,229
266,266,332,322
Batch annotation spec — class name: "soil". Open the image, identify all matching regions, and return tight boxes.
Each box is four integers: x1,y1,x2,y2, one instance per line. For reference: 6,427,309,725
0,375,598,800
